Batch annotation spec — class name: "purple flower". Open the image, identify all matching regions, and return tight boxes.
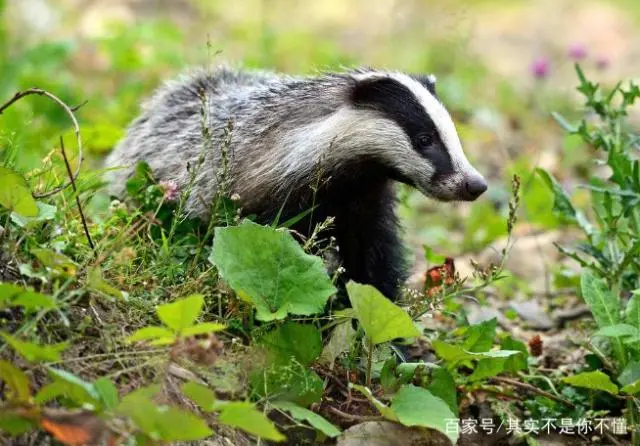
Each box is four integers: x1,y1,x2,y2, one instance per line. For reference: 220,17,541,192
596,56,610,71
531,57,550,79
568,43,588,61
159,180,179,201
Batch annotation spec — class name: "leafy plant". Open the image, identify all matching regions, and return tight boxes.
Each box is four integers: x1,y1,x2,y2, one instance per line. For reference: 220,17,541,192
541,65,640,443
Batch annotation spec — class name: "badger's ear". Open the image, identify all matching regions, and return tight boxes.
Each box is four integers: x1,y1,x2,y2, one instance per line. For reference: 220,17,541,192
350,75,410,110
412,74,437,96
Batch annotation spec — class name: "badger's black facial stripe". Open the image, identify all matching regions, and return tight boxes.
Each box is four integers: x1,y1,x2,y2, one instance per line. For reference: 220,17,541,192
350,76,454,177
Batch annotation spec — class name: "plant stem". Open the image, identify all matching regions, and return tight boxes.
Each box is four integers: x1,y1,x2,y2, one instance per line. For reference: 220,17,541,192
366,337,373,388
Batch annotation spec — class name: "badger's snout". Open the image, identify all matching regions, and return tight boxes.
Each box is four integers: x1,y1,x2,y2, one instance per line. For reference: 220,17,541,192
459,174,488,201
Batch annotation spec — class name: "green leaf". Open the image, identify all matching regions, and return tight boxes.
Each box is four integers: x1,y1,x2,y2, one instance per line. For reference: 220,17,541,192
0,283,23,301
125,161,154,198
622,380,640,395
625,290,640,328
127,326,176,345
619,361,640,387
0,411,36,436
319,320,356,366
260,322,322,366
87,267,125,300
94,378,119,410
563,371,619,395
0,360,30,402
350,384,397,421
594,324,638,338
581,271,621,328
551,111,577,133
501,336,529,373
0,167,37,217
536,168,592,233
30,248,76,277
432,340,520,364
272,400,341,438
210,220,336,321
11,291,56,312
250,361,323,407
463,318,497,353
0,332,67,363
117,385,212,441
392,385,458,444
46,368,101,405
182,381,217,412
218,402,285,442
347,282,420,345
469,358,507,381
156,294,204,332
427,367,458,416
181,322,226,337
11,202,56,227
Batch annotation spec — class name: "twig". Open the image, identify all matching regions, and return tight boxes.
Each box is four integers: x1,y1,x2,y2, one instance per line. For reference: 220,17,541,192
60,136,95,252
0,88,84,198
327,405,383,422
490,376,575,409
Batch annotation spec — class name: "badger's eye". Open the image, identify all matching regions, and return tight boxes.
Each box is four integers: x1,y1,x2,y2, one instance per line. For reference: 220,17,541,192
416,133,434,149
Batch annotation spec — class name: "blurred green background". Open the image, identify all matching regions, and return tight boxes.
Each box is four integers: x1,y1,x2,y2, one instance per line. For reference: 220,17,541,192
1,0,639,274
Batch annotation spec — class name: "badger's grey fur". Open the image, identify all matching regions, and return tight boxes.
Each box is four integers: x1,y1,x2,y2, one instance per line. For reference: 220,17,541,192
105,65,487,299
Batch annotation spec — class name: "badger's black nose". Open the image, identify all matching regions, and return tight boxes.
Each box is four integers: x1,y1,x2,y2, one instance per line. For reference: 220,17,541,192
461,176,488,201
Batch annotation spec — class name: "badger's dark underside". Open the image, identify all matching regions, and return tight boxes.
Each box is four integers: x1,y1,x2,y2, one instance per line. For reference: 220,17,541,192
250,161,408,301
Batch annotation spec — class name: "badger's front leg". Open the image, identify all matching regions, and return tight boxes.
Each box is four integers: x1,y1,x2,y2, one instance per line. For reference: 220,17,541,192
331,182,408,300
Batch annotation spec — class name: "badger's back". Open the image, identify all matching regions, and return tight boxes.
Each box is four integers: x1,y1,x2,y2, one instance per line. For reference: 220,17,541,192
104,66,350,217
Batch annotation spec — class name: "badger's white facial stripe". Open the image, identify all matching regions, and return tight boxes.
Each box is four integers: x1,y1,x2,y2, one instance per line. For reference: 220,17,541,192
352,71,479,178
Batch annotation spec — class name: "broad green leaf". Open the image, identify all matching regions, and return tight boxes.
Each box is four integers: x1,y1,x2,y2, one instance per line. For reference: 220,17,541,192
210,220,336,321
625,290,640,328
392,385,458,444
350,384,397,421
0,360,30,402
594,324,638,338
469,358,506,381
501,336,529,373
117,385,212,441
47,368,101,405
380,358,399,393
11,291,56,312
87,268,125,300
127,326,176,345
271,400,341,438
581,271,621,328
218,402,285,442
432,340,520,364
182,381,217,412
347,282,420,345
156,294,203,332
319,320,356,366
250,361,323,407
427,367,458,416
260,322,322,366
94,378,119,410
536,168,591,233
622,380,640,395
181,322,226,337
0,333,67,363
30,248,76,277
619,361,640,387
0,167,37,217
0,412,35,436
11,202,56,227
563,371,619,395
463,318,497,353
0,283,23,301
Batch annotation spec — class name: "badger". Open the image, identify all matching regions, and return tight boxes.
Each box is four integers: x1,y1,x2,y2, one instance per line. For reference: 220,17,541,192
105,66,487,299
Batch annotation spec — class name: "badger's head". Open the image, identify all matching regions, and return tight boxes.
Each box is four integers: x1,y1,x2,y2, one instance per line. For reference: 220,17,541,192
347,71,487,201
